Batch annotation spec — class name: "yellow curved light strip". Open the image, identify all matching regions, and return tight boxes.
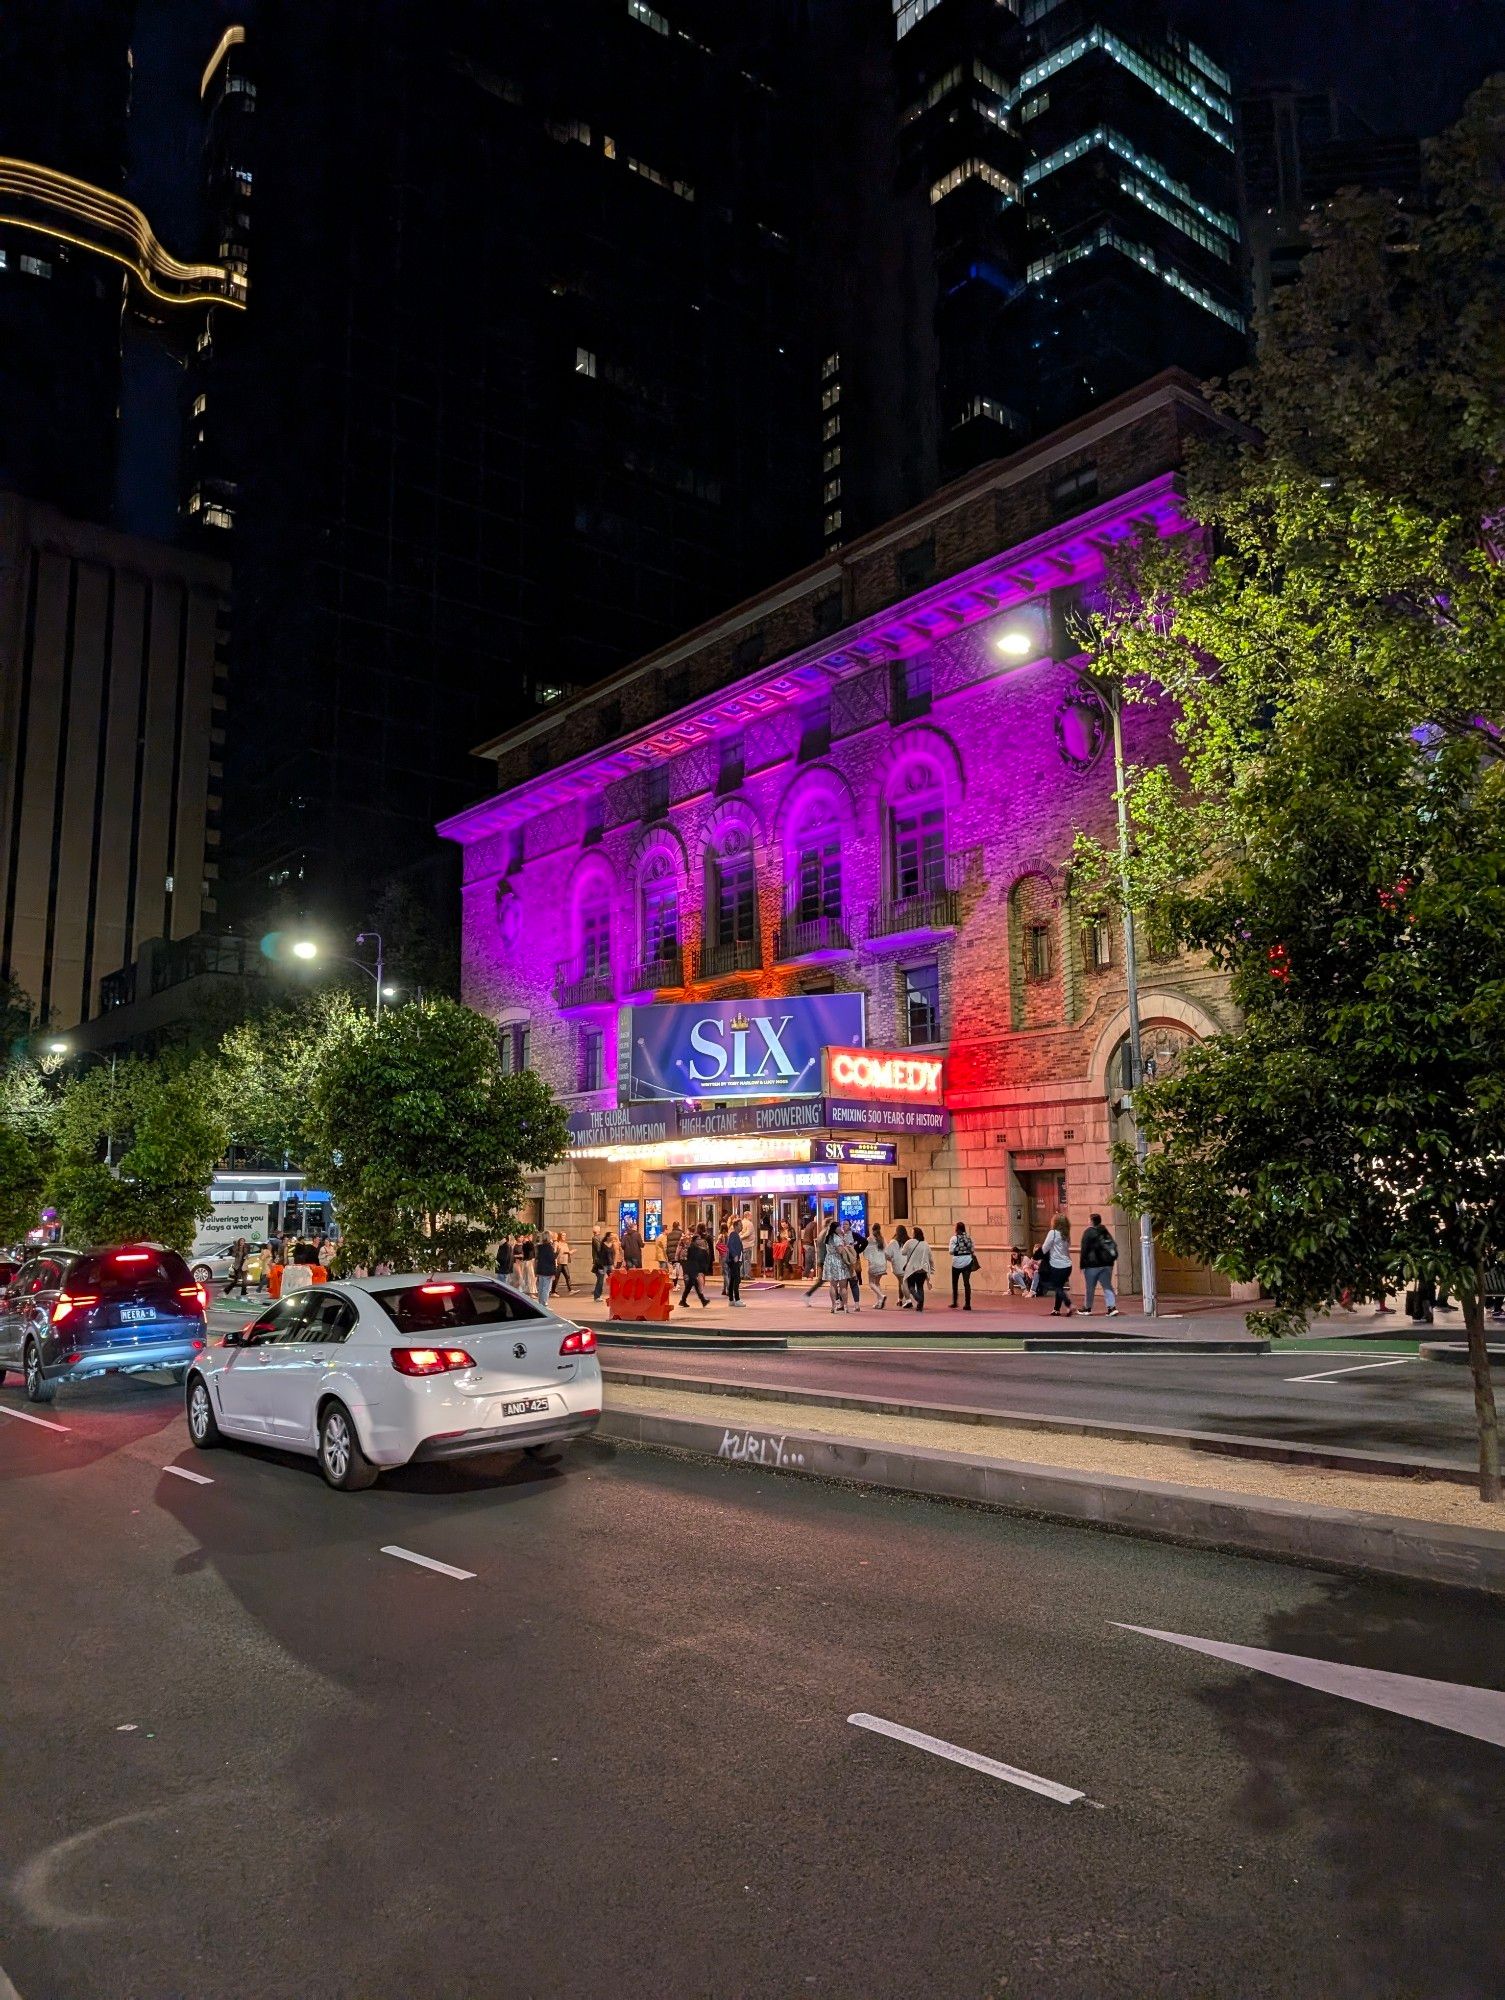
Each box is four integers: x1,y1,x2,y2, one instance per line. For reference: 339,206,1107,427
200,24,247,100
0,158,247,308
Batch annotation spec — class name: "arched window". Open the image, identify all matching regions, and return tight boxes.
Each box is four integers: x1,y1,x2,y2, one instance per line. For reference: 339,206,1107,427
710,825,757,947
791,802,842,923
889,762,946,902
578,882,612,975
640,852,680,965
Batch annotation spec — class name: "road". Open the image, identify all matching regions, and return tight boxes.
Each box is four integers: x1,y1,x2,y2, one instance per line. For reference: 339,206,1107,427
599,1342,1483,1470
3,1371,1504,1998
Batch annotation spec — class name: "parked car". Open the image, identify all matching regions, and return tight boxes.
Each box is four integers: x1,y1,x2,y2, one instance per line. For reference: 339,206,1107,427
0,1244,209,1403
186,1274,602,1489
187,1240,267,1285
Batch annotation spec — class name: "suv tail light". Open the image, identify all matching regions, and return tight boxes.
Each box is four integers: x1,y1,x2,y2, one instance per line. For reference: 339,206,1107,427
114,1251,152,1264
559,1327,596,1355
178,1283,208,1313
52,1293,98,1323
391,1346,475,1376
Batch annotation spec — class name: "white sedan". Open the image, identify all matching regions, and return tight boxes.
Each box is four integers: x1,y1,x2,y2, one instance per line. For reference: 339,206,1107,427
185,1274,602,1489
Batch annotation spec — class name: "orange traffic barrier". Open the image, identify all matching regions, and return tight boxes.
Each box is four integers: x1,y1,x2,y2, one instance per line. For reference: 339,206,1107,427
607,1267,672,1322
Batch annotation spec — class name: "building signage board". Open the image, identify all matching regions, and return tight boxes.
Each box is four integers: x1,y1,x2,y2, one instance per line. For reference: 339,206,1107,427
628,995,865,1102
679,1163,841,1199
823,1046,945,1104
567,1103,674,1149
676,1097,829,1141
824,1097,951,1136
811,1138,899,1166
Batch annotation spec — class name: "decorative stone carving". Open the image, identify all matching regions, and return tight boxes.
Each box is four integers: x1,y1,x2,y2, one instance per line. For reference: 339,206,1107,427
1054,681,1109,773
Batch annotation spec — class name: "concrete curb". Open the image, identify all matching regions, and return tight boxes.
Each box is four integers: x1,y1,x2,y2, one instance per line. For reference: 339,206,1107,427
596,1331,789,1352
595,1405,1505,1599
1023,1335,1269,1354
600,1366,1473,1485
1419,1341,1505,1364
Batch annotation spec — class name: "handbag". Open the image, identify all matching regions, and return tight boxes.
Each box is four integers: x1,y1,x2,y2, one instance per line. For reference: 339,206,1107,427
967,1252,981,1273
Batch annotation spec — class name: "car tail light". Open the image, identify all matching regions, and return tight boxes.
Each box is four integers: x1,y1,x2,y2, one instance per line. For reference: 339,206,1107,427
418,1282,458,1295
62,1351,83,1365
178,1283,208,1312
391,1346,475,1376
52,1293,98,1323
559,1326,597,1355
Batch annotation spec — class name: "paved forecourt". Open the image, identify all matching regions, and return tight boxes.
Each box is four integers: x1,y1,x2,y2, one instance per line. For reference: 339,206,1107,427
2,1369,1504,1999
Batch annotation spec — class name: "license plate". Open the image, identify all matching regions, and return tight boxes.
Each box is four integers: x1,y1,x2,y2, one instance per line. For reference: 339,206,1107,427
120,1307,155,1324
503,1397,549,1418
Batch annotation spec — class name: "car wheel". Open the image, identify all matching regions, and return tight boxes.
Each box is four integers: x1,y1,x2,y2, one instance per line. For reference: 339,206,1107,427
23,1340,55,1404
318,1400,378,1491
191,1263,213,1285
186,1374,220,1447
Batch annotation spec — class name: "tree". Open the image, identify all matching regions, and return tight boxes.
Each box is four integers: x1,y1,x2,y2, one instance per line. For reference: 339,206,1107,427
301,998,569,1271
1082,82,1505,1498
50,1058,229,1251
216,990,364,1168
0,1057,58,1241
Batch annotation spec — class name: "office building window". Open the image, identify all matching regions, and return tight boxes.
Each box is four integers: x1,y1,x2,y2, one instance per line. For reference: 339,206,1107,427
577,1025,605,1093
822,446,842,472
823,509,843,537
904,962,942,1044
823,478,841,504
19,254,52,278
822,414,841,441
1026,923,1053,980
821,383,841,410
575,346,597,377
821,351,840,379
714,847,756,945
893,801,945,900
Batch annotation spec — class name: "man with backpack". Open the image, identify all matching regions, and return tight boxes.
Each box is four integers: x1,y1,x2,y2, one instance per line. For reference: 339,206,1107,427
1079,1212,1121,1317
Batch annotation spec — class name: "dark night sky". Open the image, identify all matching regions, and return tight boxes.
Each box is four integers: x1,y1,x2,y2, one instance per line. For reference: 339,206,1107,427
1170,0,1505,135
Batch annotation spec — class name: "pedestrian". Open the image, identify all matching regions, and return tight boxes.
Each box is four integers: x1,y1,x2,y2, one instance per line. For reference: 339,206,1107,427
664,1219,683,1272
948,1220,977,1311
906,1227,934,1311
887,1223,912,1307
496,1236,515,1282
725,1218,746,1306
680,1227,712,1308
865,1223,889,1308
819,1218,850,1315
516,1227,537,1297
534,1229,558,1311
1007,1249,1032,1296
281,1241,317,1295
593,1230,617,1301
846,1224,865,1308
1078,1212,1120,1316
265,1243,285,1298
554,1231,573,1294
800,1213,818,1281
1040,1212,1075,1316
621,1216,644,1269
249,1243,269,1294
225,1237,251,1300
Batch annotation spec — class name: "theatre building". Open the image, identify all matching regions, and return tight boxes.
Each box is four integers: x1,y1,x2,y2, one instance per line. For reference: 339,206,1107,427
441,374,1239,1294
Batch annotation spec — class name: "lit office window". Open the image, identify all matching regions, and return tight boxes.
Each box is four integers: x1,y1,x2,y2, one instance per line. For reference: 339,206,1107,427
823,478,841,504
192,393,208,417
822,415,840,441
575,346,597,376
821,383,841,410
19,255,52,278
821,351,840,379
823,509,842,536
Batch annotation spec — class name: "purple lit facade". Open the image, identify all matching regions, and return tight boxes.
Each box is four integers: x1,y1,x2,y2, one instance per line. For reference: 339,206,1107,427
441,375,1244,1292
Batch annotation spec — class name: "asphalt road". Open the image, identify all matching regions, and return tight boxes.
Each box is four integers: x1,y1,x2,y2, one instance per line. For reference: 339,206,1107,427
601,1344,1485,1469
2,1371,1503,1999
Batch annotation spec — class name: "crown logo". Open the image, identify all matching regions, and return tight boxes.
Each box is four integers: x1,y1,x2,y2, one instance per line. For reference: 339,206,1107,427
729,1011,750,1032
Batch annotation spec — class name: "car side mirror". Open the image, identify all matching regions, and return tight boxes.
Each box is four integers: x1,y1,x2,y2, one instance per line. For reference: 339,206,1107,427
222,1327,251,1347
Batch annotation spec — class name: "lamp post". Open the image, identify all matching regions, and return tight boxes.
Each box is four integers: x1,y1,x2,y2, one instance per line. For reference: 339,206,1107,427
356,931,385,1018
290,935,393,1016
49,1041,119,1167
1101,684,1159,1319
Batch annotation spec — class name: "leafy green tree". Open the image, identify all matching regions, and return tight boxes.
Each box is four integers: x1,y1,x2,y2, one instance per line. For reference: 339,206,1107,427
50,1058,229,1251
0,1057,58,1241
216,990,364,1167
1081,82,1505,1498
302,997,568,1272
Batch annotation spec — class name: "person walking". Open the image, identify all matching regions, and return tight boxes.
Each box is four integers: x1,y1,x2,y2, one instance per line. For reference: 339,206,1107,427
496,1236,515,1283
1079,1212,1120,1316
887,1224,912,1308
906,1227,934,1311
280,1242,317,1295
664,1220,683,1274
1040,1212,1075,1316
845,1224,866,1308
725,1219,746,1307
803,1220,830,1302
948,1221,977,1311
534,1230,558,1310
621,1218,644,1270
515,1228,537,1297
864,1224,889,1308
553,1231,573,1294
225,1237,251,1301
819,1219,851,1315
680,1227,712,1308
800,1213,818,1282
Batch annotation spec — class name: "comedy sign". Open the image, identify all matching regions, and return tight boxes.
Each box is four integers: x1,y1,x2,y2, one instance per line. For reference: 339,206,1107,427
627,994,865,1102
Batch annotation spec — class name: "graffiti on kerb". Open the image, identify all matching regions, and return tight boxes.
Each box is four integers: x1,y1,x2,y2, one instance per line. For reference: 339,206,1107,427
718,1429,808,1469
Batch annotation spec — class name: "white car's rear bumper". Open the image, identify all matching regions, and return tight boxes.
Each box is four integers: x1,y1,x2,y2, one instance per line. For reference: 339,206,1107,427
406,1408,600,1462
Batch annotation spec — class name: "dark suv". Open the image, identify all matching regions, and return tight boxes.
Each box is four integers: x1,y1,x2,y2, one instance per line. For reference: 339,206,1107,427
0,1245,208,1403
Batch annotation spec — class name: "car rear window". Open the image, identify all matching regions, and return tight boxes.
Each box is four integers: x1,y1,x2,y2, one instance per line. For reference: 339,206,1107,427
74,1247,196,1292
374,1281,542,1334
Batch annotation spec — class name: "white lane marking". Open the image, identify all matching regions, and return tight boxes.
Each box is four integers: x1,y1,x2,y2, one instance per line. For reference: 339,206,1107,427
1283,1356,1420,1382
0,1404,70,1433
162,1464,213,1485
1115,1626,1505,1749
381,1544,475,1581
848,1712,1085,1804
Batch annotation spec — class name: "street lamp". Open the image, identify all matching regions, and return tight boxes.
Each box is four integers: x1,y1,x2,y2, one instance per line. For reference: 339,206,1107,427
290,932,390,1017
356,932,386,1019
47,1042,120,1166
291,939,318,961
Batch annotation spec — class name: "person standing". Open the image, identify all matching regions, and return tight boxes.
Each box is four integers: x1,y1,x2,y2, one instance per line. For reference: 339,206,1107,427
818,1219,850,1315
906,1227,934,1311
534,1230,558,1311
225,1238,251,1301
621,1217,644,1269
680,1227,712,1308
664,1220,683,1274
846,1224,865,1308
280,1242,317,1295
1078,1212,1120,1316
496,1236,515,1283
800,1213,818,1282
865,1224,889,1309
725,1219,746,1306
553,1231,573,1294
593,1230,617,1301
887,1224,912,1307
1040,1212,1075,1316
515,1227,537,1297
948,1221,976,1311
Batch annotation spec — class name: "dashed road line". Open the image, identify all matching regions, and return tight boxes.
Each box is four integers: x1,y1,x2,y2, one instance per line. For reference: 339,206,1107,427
162,1464,213,1485
848,1712,1085,1804
380,1545,476,1581
1284,1357,1420,1383
0,1404,70,1433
